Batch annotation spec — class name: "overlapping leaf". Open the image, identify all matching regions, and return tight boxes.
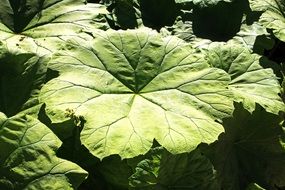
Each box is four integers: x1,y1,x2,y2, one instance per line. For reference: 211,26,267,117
164,0,248,42
129,147,220,190
203,104,285,190
103,0,180,30
205,43,285,114
0,42,47,117
0,113,88,189
39,29,234,159
103,0,143,29
230,21,274,53
249,0,285,42
0,0,284,189
0,0,109,55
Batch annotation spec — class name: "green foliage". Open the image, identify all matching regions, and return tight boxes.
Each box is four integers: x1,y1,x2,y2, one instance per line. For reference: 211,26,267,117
249,0,285,42
0,0,285,189
40,29,233,159
0,114,88,189
201,104,285,189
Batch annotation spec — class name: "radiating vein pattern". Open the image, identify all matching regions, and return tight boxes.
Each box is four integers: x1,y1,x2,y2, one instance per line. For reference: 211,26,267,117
40,29,234,159
206,43,285,114
0,0,109,55
0,114,87,189
249,0,285,42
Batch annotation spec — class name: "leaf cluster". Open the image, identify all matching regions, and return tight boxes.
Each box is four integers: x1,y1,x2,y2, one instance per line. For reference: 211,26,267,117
0,0,285,189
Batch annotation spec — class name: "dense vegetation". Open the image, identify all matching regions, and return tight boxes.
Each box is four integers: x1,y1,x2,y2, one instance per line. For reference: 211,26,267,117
0,0,285,189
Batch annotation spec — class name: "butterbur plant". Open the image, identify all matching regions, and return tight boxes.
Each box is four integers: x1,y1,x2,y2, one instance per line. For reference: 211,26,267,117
0,0,285,190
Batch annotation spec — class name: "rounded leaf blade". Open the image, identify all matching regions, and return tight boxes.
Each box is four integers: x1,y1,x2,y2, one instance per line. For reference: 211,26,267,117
40,29,234,159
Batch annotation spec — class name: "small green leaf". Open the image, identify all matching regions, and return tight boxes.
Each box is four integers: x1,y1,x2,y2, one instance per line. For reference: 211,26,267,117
129,147,220,190
206,43,285,114
0,114,88,189
0,42,47,116
203,104,285,190
249,0,285,42
230,21,274,53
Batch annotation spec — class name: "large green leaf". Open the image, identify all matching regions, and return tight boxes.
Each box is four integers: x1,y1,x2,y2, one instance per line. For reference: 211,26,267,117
205,43,285,114
129,147,220,190
249,0,285,42
202,104,285,190
0,0,109,55
40,29,234,159
0,113,88,189
0,41,47,117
